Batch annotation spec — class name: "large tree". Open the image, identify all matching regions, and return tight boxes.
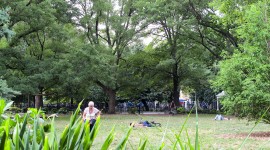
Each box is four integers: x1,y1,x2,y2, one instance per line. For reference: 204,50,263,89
134,0,217,105
71,0,147,113
213,0,270,123
0,8,19,100
0,0,75,108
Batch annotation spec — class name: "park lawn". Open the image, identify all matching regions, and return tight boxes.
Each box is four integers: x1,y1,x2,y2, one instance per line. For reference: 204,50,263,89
53,114,270,150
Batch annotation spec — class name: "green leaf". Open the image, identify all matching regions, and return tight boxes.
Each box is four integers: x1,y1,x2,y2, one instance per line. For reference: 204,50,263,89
43,136,50,150
59,126,69,150
19,114,28,139
69,120,82,150
3,101,13,112
101,126,115,150
89,116,101,146
0,131,6,150
158,142,165,150
115,125,133,150
138,139,147,150
12,124,20,150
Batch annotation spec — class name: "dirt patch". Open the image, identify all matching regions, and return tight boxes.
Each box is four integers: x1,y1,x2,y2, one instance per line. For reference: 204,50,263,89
220,132,270,140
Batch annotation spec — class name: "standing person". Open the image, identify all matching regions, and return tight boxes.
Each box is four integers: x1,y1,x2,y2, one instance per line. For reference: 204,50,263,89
170,101,175,111
82,101,100,131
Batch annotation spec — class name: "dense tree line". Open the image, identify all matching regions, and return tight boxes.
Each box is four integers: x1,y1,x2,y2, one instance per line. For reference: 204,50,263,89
0,0,269,122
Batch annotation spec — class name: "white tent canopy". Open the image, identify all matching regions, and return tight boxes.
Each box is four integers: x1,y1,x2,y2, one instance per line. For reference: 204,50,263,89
216,91,225,111
216,91,225,99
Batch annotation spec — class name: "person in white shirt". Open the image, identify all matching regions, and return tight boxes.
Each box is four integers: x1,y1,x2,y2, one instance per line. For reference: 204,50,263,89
82,101,100,130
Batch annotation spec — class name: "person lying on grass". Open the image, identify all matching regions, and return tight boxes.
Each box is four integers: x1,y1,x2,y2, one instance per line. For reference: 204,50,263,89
82,101,101,131
130,121,161,127
214,114,231,120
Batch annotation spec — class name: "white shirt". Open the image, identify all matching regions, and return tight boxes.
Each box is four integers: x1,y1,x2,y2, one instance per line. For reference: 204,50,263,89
84,107,99,120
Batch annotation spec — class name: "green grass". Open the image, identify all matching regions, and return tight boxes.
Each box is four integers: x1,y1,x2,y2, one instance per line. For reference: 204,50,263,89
53,114,270,149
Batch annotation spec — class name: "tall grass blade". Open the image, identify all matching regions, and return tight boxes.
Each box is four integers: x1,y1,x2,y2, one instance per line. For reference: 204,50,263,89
172,141,177,150
158,142,165,150
75,121,86,149
24,130,30,150
175,134,184,150
185,129,194,150
0,131,6,150
195,100,199,150
70,101,83,125
159,115,170,149
43,136,50,150
4,118,10,140
89,116,101,146
59,125,69,150
4,138,12,150
31,118,39,150
70,120,83,150
115,125,133,150
128,139,135,150
138,139,147,150
19,114,28,139
239,106,270,149
12,123,20,150
101,126,115,150
82,123,90,150
178,107,194,136
48,117,58,149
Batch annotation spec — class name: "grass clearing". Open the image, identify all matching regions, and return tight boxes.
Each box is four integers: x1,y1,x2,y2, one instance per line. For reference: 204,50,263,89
53,114,270,149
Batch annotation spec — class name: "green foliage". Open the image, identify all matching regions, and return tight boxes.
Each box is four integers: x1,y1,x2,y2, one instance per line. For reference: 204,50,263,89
213,0,270,123
0,8,14,39
58,107,68,114
0,99,14,123
0,79,20,100
177,107,186,114
0,99,204,150
8,107,22,113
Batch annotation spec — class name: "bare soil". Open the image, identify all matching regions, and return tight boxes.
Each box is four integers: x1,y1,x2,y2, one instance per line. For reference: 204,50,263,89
220,132,270,140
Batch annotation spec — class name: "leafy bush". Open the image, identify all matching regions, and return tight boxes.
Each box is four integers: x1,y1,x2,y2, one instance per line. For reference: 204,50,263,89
127,107,137,114
177,107,186,114
8,106,22,113
58,107,68,114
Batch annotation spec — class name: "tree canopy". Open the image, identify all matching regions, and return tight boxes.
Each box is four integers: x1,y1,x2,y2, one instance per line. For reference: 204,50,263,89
1,0,269,120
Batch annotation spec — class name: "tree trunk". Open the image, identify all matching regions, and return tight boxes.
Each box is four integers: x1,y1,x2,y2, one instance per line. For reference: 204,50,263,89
35,88,43,109
107,88,116,114
28,94,30,107
96,81,117,114
35,95,43,109
172,64,180,106
70,98,73,107
57,99,60,109
173,80,180,106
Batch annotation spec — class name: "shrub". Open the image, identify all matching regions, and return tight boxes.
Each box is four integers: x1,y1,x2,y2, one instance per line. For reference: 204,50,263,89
58,107,68,114
127,107,137,114
177,107,186,114
8,106,22,113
